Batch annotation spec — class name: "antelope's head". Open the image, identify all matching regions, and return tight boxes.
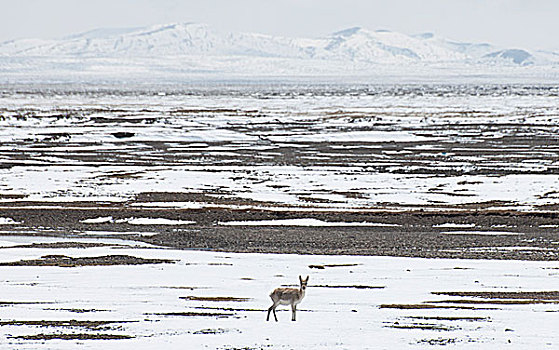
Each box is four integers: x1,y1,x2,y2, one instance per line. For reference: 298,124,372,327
299,275,309,291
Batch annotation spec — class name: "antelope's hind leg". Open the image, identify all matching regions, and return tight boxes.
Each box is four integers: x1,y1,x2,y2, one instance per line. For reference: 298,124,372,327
267,302,279,322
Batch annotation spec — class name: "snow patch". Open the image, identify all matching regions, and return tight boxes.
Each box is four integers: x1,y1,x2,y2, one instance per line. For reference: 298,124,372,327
0,217,21,225
131,202,206,209
81,216,113,224
433,223,476,228
219,218,401,227
441,231,524,235
116,217,195,225
79,230,159,236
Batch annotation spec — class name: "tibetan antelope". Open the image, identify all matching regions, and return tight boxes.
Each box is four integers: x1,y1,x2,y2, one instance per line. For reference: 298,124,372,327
266,275,309,322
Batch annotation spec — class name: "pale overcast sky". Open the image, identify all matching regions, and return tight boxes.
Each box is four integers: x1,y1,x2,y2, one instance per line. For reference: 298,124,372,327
1,0,558,51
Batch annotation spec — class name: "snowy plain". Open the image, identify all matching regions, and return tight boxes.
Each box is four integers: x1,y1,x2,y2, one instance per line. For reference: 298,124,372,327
1,85,559,212
1,81,559,348
0,235,558,349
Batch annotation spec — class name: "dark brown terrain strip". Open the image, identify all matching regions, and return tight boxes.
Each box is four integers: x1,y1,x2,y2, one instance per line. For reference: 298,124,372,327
0,255,175,267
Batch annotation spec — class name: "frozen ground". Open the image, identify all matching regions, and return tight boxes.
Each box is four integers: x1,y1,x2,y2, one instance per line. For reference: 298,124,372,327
0,235,558,349
1,84,559,260
1,83,559,348
1,84,559,210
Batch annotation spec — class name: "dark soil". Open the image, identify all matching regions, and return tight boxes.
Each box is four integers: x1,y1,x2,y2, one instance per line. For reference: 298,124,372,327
8,333,133,340
386,323,458,331
192,328,233,335
0,242,125,249
432,291,559,300
379,304,499,310
310,285,385,289
0,254,175,267
417,338,457,346
309,263,361,269
193,306,265,312
404,316,490,322
150,311,235,318
427,299,559,305
44,308,109,313
180,296,251,302
0,320,135,330
0,301,52,306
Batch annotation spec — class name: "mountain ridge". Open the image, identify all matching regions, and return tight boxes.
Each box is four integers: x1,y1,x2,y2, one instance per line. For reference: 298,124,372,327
1,22,553,65
0,22,558,82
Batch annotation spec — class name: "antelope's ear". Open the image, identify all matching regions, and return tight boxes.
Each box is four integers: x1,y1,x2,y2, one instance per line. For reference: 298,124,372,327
299,275,303,283
305,275,309,282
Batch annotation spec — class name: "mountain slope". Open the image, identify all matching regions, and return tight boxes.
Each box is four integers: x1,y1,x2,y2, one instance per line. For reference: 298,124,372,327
317,28,467,63
483,49,534,65
0,22,557,82
0,23,310,58
2,22,553,65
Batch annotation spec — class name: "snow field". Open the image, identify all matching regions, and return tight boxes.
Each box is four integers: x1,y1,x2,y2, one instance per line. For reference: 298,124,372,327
0,236,558,349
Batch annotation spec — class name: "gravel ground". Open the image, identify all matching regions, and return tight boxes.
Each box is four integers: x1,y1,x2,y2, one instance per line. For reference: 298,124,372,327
1,202,558,260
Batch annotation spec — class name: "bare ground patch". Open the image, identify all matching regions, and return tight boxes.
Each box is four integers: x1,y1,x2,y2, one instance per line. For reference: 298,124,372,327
309,263,361,269
310,285,385,289
193,306,265,312
192,328,240,335
379,304,499,310
432,291,559,300
427,299,559,305
417,337,458,346
385,322,459,331
0,254,175,267
149,311,236,318
44,307,110,313
0,320,136,330
8,333,133,341
404,316,490,322
180,296,252,302
161,286,209,290
0,242,126,249
0,301,53,307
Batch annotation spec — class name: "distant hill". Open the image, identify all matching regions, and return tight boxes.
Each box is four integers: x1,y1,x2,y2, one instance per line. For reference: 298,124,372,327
0,22,557,82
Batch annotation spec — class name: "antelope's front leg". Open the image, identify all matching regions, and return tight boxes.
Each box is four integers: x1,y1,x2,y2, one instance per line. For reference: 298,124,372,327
291,304,296,321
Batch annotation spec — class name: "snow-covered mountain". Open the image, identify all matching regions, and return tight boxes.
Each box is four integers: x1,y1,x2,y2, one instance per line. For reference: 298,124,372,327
0,22,557,81
1,22,553,64
412,32,494,58
0,23,309,58
319,28,467,62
